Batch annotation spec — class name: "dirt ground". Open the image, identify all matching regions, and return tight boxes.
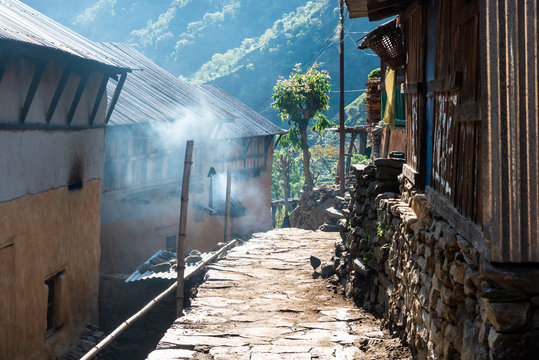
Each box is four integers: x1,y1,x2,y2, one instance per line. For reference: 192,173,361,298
146,228,411,359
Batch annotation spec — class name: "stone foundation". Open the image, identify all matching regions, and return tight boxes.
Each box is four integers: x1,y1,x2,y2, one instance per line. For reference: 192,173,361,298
334,161,539,359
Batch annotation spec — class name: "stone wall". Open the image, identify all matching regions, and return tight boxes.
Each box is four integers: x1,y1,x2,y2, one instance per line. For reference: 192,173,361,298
334,160,539,359
289,184,347,231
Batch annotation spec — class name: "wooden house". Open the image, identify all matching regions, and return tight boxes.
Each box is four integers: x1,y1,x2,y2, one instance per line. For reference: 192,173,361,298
343,0,538,356
0,1,129,359
97,43,285,274
346,0,538,263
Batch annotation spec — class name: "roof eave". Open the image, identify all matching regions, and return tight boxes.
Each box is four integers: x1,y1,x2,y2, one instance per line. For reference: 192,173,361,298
0,39,132,75
345,0,411,21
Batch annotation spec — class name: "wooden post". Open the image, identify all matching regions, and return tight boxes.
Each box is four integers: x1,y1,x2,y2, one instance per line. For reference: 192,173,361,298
383,127,391,158
345,133,357,177
223,168,232,243
338,0,346,196
176,140,194,317
280,152,290,217
359,131,367,155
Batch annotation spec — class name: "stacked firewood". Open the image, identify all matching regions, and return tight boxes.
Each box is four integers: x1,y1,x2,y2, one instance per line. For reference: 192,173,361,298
365,78,381,126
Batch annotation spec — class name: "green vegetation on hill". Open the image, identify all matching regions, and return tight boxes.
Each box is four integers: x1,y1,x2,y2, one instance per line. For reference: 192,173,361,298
27,0,382,126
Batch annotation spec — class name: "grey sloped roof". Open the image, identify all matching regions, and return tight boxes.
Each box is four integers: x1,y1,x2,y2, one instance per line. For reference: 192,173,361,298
0,0,128,72
198,84,286,139
100,42,234,131
99,42,284,138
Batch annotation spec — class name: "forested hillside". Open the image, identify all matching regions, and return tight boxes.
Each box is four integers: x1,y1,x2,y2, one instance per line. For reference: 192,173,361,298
26,0,381,125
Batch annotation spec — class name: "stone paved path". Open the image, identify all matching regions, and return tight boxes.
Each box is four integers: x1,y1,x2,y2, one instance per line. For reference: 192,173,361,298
146,229,411,360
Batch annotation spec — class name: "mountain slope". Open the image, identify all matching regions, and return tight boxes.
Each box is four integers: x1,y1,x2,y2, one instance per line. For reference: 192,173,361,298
25,0,382,125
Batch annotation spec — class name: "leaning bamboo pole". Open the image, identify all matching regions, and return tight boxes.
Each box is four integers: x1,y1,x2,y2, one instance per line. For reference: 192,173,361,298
176,140,194,317
79,239,237,360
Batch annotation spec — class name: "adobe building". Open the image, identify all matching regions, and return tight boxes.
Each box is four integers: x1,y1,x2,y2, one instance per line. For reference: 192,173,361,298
0,1,129,359
336,0,539,358
97,43,285,274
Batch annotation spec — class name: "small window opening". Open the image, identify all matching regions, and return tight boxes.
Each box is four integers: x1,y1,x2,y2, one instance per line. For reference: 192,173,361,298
166,235,177,251
45,271,64,337
207,167,216,211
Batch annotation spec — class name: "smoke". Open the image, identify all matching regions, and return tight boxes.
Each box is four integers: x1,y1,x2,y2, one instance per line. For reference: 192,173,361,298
150,102,224,149
102,100,273,267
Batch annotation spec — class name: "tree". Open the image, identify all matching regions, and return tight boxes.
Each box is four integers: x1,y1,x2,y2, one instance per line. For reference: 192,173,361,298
272,63,332,191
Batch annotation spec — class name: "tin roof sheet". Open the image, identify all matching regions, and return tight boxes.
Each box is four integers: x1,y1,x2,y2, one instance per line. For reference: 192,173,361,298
125,249,214,283
0,0,128,71
99,42,284,138
198,84,286,139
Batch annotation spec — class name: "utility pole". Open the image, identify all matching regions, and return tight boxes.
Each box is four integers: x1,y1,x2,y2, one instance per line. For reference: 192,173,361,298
338,0,345,196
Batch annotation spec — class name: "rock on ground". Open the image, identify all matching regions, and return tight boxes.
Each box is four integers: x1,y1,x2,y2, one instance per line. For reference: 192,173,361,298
146,229,410,360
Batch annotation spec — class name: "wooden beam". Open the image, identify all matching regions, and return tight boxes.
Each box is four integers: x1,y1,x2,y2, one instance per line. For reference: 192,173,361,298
426,187,488,260
367,0,411,21
402,82,423,94
46,67,70,124
0,52,10,86
402,163,419,185
89,74,109,125
67,72,90,125
242,137,253,155
20,62,46,123
105,72,127,124
400,0,419,20
226,153,266,162
428,72,463,92
264,135,273,153
264,135,273,170
332,126,369,134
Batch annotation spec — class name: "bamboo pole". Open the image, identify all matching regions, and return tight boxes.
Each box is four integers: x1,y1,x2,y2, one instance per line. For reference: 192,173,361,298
223,168,232,243
79,239,237,360
176,140,194,317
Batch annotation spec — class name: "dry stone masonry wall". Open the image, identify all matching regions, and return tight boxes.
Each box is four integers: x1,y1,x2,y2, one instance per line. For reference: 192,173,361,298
334,160,539,360
289,184,348,231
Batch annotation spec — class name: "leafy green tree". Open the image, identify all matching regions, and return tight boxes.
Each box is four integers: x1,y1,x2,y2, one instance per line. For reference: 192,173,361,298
272,63,332,191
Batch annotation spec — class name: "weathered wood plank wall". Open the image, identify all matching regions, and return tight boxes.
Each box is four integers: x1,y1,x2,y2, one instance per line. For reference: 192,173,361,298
430,0,482,224
483,0,539,262
402,3,425,186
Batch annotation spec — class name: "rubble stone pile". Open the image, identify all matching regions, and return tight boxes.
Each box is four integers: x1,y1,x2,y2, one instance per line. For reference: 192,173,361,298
289,184,348,231
333,160,539,359
52,325,105,360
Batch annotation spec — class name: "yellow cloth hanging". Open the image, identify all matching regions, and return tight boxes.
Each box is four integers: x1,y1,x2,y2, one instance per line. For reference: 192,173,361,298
384,68,396,130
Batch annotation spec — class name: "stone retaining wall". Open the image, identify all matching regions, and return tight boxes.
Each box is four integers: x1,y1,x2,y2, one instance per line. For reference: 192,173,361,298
289,184,347,231
334,160,539,359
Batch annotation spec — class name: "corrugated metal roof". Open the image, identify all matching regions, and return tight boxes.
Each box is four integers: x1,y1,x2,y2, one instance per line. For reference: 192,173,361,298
99,42,284,138
125,249,214,283
198,85,286,139
344,0,368,18
0,0,128,72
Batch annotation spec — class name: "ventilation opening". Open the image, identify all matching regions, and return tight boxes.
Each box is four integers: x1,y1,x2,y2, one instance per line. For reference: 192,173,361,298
68,159,83,192
45,270,64,337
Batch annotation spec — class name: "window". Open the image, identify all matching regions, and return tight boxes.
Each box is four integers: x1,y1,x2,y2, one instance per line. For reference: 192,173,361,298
44,271,64,336
207,167,216,211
